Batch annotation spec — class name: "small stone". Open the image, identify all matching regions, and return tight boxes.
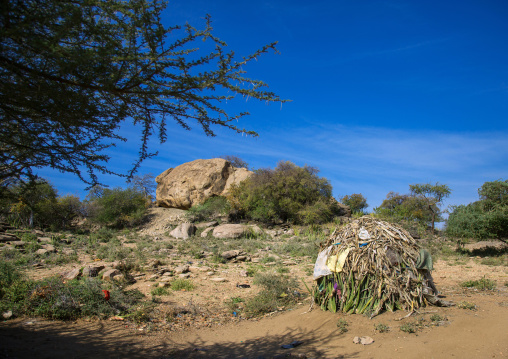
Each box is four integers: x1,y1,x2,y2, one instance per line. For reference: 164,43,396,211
82,265,105,277
221,250,242,260
2,311,13,319
61,248,76,256
210,277,227,282
63,268,81,280
102,269,121,281
112,274,125,282
179,273,192,279
206,271,215,276
175,264,190,274
39,237,52,243
239,270,248,277
41,244,56,253
35,248,49,255
353,336,374,345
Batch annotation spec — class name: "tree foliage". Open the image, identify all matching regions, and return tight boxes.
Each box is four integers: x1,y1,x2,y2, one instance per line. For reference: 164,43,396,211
375,182,451,231
0,0,286,185
228,161,341,225
340,193,368,214
409,183,451,231
0,178,81,229
220,155,249,170
447,180,507,242
85,185,149,228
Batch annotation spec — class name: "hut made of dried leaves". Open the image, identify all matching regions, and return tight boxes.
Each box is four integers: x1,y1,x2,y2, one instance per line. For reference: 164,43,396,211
312,216,431,317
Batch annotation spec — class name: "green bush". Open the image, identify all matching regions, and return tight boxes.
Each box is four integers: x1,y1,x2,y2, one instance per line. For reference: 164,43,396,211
228,161,341,225
460,278,496,290
1,178,82,230
341,193,368,215
187,196,230,222
85,186,148,228
244,272,300,316
447,180,508,241
0,266,144,320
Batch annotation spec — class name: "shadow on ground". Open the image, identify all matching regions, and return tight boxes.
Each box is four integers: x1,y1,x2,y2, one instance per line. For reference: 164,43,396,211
0,318,359,359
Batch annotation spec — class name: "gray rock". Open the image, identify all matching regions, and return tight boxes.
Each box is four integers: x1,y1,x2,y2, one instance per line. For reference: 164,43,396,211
221,250,242,260
175,264,190,274
35,248,49,255
195,221,219,229
170,223,197,239
102,269,121,281
82,265,105,277
213,224,248,239
63,268,81,280
41,244,56,253
200,227,215,238
2,311,13,319
210,277,227,282
61,248,76,256
179,273,192,279
0,233,20,242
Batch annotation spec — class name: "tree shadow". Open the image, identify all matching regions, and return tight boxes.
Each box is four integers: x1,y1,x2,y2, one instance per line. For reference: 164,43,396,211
457,244,508,257
0,318,361,359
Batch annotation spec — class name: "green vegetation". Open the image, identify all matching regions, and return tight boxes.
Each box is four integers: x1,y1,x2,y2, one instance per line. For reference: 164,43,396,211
244,272,300,316
1,178,81,230
336,318,349,334
228,161,342,225
375,182,450,231
170,279,195,291
399,321,419,334
0,264,143,320
187,196,231,222
447,180,507,241
374,323,390,333
460,278,497,290
340,193,368,215
457,301,477,310
151,286,170,296
85,186,149,228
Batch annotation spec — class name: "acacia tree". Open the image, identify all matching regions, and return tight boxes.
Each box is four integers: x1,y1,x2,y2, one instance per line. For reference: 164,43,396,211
0,0,286,185
340,193,368,214
409,182,451,231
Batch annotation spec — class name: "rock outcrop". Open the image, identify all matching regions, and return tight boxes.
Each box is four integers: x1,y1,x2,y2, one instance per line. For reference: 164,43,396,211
155,158,252,209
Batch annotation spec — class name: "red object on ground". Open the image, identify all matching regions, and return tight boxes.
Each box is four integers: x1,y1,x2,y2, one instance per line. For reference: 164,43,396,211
102,290,110,301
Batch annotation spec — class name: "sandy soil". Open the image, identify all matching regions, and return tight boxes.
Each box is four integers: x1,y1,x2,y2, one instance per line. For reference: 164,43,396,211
1,259,507,359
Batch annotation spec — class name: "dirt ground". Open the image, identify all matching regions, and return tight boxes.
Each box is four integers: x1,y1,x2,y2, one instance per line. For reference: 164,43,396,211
1,259,507,359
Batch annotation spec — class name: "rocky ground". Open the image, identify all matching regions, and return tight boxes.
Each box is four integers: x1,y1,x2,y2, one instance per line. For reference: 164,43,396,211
0,208,507,358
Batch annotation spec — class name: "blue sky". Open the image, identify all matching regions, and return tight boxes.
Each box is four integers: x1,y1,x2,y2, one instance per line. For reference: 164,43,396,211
40,0,508,218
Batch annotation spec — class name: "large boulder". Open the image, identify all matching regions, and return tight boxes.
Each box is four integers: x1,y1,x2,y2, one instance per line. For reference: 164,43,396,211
155,158,252,209
170,223,197,239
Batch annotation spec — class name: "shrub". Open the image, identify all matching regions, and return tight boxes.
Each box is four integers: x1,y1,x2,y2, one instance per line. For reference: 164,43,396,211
374,323,390,333
460,278,496,290
341,193,368,215
244,272,300,316
0,272,144,320
447,202,508,240
85,186,148,228
170,279,194,291
187,196,230,222
1,178,82,230
229,161,341,225
220,155,249,170
336,318,349,333
447,180,507,241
